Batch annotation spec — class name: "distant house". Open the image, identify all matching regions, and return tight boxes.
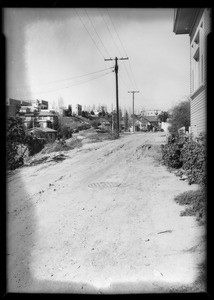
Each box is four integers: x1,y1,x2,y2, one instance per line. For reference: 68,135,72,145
38,110,57,128
138,115,159,130
27,127,57,142
23,113,39,128
141,109,162,117
173,8,211,137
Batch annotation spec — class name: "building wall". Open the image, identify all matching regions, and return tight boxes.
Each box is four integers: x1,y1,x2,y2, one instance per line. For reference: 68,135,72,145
190,87,207,136
6,105,17,118
189,8,211,136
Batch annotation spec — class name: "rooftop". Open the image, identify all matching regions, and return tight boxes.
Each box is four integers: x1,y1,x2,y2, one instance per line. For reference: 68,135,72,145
27,127,57,133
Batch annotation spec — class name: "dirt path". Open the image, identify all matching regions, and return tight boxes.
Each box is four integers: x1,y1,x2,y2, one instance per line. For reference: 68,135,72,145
7,132,205,293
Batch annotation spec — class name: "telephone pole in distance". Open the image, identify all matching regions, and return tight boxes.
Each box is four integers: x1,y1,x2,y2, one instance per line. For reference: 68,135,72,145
128,90,140,133
105,57,128,137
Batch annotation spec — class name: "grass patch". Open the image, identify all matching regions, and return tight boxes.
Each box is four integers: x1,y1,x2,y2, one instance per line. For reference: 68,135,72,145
76,129,119,143
40,138,83,154
174,188,206,225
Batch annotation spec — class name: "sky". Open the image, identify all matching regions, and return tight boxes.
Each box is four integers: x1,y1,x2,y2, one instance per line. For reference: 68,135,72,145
4,8,190,114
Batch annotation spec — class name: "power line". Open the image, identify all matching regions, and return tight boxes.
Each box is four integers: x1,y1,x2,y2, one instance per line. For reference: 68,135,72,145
128,59,139,90
105,9,138,90
75,9,106,60
99,8,123,57
106,9,128,57
9,67,114,91
28,70,113,96
106,9,139,90
84,8,112,58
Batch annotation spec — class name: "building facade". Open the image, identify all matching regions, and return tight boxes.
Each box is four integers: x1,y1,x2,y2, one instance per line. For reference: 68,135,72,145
72,104,82,116
173,8,211,137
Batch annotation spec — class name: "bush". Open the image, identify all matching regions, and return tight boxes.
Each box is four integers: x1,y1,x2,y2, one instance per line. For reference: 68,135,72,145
57,125,73,139
27,136,45,156
91,120,101,129
161,132,206,225
161,138,183,169
161,133,206,186
174,187,206,225
7,117,29,170
181,133,206,186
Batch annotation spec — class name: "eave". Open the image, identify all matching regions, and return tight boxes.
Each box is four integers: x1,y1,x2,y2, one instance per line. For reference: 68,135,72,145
173,8,203,35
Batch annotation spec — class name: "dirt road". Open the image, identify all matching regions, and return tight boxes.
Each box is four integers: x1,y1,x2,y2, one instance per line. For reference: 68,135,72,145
7,132,205,293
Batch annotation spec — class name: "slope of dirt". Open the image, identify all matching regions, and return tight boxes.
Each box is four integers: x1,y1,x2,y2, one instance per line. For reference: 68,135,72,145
7,132,206,293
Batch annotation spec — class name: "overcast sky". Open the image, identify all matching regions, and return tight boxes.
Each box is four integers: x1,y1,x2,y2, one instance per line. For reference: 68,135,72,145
4,8,190,113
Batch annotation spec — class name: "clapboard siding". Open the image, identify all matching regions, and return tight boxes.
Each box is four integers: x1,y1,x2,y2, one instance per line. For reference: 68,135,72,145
191,88,207,135
189,8,211,137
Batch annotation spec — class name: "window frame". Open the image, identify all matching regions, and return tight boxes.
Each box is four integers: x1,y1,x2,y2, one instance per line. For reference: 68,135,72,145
190,16,205,95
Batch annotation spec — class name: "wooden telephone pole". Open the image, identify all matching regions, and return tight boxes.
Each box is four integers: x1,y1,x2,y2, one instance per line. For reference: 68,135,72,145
105,57,128,136
128,91,139,133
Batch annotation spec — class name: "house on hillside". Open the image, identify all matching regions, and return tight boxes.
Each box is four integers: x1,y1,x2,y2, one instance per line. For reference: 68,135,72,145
23,113,39,128
38,110,57,128
28,127,57,142
173,8,211,137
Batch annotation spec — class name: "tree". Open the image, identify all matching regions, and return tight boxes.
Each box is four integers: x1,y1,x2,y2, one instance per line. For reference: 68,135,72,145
157,111,169,123
7,117,29,170
67,105,72,116
98,107,106,117
53,115,60,131
58,96,65,109
82,111,89,118
168,100,190,135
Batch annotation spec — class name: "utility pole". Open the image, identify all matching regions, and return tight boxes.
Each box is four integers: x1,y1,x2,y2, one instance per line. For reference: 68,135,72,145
105,57,128,137
128,91,139,133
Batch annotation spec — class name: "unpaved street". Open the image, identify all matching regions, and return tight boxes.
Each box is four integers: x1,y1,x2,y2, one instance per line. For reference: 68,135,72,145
7,132,205,293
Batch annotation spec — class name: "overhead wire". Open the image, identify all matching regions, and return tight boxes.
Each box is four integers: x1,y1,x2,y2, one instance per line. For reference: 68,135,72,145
74,8,106,61
84,8,112,58
99,8,123,57
29,70,113,96
105,8,139,91
9,67,114,91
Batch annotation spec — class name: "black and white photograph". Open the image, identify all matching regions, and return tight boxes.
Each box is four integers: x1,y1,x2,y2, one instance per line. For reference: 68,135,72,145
4,6,209,294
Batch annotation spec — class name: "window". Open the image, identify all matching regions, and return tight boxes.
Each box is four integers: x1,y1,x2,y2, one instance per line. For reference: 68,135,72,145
191,18,204,93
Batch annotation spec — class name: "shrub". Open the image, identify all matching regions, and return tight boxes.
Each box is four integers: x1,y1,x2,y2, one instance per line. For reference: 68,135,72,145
91,120,101,129
7,117,29,170
161,133,206,186
181,133,206,186
161,138,183,169
174,187,206,225
161,132,207,226
57,125,73,139
27,136,45,156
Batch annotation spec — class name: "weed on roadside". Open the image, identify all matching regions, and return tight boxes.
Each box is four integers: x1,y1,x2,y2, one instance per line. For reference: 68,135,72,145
174,188,206,225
